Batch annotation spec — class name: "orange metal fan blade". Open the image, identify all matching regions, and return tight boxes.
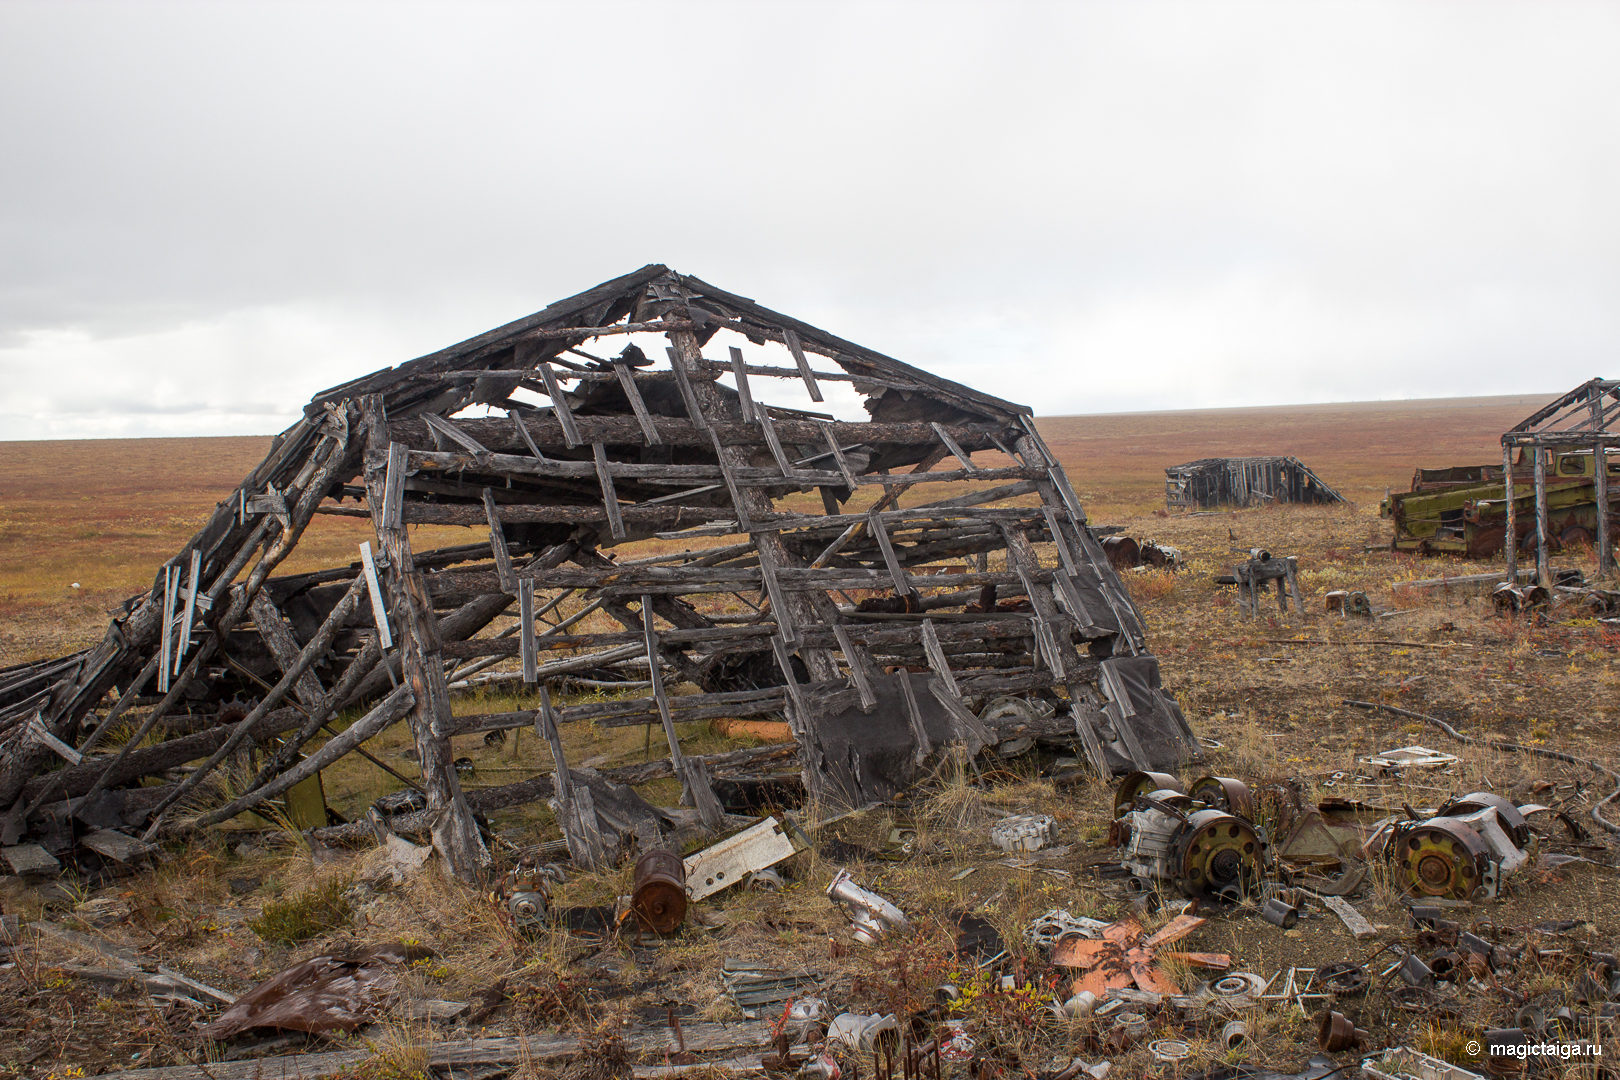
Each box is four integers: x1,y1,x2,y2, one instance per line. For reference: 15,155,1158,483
1160,950,1231,971
1142,914,1206,949
1128,957,1181,995
1102,919,1142,947
1051,937,1114,969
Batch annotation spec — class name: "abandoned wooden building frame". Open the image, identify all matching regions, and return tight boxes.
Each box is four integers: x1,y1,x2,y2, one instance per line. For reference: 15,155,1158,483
0,264,1199,882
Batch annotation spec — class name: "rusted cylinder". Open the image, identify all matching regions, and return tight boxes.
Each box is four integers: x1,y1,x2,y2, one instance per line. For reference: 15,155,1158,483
632,849,688,934
1316,1010,1367,1052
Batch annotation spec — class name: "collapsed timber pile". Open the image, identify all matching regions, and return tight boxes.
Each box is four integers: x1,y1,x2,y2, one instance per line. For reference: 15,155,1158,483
0,265,1198,881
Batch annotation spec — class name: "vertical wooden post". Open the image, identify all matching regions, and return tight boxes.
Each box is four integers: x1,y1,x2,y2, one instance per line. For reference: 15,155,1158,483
1591,392,1613,580
1503,443,1517,580
1533,444,1550,588
360,395,488,883
1596,440,1613,579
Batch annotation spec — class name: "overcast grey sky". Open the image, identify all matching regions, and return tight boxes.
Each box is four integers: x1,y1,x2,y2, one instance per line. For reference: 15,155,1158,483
2,0,1616,439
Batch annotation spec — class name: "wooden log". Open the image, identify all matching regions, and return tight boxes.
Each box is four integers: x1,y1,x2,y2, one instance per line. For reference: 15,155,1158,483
249,591,328,711
194,684,415,828
389,414,1009,458
20,707,303,805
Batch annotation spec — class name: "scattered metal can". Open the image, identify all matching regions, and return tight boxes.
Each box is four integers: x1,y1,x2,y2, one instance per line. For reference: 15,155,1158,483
1261,897,1299,929
632,849,688,934
1220,1020,1248,1049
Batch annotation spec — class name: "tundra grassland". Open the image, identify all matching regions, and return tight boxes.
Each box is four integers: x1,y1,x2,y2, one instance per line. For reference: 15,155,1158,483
2,392,1617,1078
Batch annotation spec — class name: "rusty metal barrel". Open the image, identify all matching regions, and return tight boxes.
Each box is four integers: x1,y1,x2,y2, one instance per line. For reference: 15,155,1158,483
632,849,688,934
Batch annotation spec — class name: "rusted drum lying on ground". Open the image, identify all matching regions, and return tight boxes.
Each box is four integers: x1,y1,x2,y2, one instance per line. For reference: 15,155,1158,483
1395,819,1492,900
632,849,688,934
1113,771,1185,819
1188,775,1256,821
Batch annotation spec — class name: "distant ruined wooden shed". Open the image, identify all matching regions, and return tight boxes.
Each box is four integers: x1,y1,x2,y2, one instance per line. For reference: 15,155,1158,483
1165,456,1344,511
1,265,1200,881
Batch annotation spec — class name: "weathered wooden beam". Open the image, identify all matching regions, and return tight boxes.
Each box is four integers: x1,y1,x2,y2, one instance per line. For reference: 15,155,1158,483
362,396,489,882
614,359,663,445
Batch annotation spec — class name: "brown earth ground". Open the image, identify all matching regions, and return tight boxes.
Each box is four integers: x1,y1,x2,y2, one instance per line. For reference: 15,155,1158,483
1,392,1616,1078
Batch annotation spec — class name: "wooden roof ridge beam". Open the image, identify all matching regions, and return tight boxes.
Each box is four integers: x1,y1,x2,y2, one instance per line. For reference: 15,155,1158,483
389,413,1014,452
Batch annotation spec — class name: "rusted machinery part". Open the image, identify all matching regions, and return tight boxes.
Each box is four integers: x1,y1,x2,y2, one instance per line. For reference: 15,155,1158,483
1113,771,1185,818
1316,1009,1367,1052
1438,791,1531,849
1346,700,1620,837
1188,775,1256,821
631,849,688,935
1316,962,1368,997
1174,809,1262,900
1393,818,1493,901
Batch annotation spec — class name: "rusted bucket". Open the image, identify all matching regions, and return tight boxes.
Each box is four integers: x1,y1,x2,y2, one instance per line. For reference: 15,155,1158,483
632,849,688,934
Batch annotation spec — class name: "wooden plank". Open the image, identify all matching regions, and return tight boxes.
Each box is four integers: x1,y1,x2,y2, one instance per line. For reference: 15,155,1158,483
358,541,393,650
157,563,177,694
641,594,687,781
535,362,582,447
1533,445,1550,587
868,512,913,597
422,413,489,454
1503,442,1517,581
593,443,628,540
707,429,754,533
666,346,714,433
896,669,933,765
830,623,877,710
769,636,805,716
753,541,795,645
817,421,860,488
381,441,409,529
728,345,758,423
756,409,799,479
2,843,58,876
930,422,980,474
780,327,823,402
1318,894,1377,940
174,548,202,676
482,489,518,594
613,361,663,445
519,580,537,684
508,408,548,461
918,619,959,697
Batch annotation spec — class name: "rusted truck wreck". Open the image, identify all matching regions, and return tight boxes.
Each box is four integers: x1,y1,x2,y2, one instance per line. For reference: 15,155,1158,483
0,265,1198,880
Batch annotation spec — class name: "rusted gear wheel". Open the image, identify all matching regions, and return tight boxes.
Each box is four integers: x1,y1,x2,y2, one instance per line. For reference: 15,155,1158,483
1396,821,1491,900
1175,809,1261,899
1113,771,1184,818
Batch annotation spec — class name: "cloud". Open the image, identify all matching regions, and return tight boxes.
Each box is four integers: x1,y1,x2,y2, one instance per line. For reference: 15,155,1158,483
1,1,1617,437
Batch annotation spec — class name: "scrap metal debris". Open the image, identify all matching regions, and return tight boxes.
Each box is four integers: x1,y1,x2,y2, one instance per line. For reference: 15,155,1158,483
199,943,432,1038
